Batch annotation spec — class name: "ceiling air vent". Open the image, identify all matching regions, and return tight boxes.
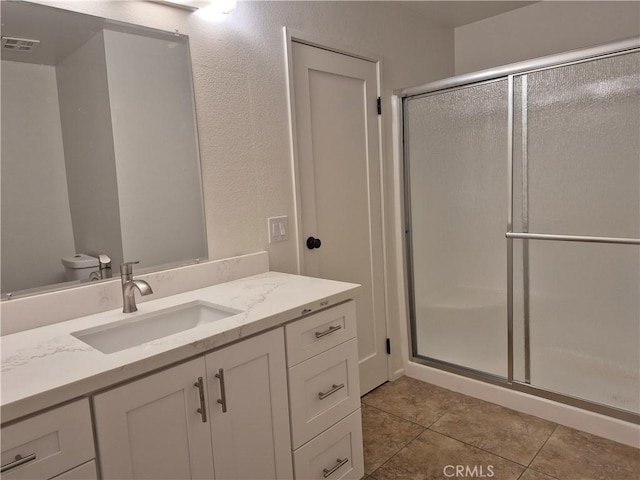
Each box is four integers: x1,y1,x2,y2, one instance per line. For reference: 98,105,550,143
2,36,40,53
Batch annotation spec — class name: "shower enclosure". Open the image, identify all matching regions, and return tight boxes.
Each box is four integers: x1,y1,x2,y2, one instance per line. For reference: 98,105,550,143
400,38,639,422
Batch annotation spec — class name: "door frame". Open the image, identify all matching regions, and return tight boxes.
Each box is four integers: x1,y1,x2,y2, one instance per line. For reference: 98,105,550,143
283,27,394,386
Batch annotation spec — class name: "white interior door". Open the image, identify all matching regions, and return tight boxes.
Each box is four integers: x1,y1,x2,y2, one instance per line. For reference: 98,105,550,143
291,40,387,394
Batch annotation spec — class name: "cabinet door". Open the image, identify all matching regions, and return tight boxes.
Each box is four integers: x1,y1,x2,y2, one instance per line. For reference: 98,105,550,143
93,358,215,479
206,328,293,479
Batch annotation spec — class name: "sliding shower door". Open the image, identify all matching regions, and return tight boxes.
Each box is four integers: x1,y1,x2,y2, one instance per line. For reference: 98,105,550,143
511,51,640,414
405,80,509,378
403,42,639,419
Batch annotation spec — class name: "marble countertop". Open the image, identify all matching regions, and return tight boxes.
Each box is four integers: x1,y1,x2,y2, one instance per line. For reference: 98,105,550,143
1,272,360,424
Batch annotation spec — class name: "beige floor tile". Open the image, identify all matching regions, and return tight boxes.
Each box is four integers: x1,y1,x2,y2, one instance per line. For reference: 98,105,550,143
362,403,424,474
519,469,560,480
362,376,477,427
530,425,640,480
371,429,525,480
430,398,557,465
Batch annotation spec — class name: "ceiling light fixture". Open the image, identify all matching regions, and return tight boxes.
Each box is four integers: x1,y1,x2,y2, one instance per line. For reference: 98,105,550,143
148,0,199,12
148,0,237,15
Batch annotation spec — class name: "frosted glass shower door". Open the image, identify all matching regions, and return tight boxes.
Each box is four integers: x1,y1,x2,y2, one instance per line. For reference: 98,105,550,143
405,80,508,377
512,51,640,413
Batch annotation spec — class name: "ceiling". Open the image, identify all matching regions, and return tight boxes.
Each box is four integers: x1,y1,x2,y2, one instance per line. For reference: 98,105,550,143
0,1,185,66
0,1,104,66
399,1,538,28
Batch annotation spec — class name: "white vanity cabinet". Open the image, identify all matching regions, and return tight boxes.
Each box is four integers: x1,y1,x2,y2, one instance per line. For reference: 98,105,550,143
205,327,293,479
93,327,293,480
285,301,365,479
93,357,215,479
0,399,96,480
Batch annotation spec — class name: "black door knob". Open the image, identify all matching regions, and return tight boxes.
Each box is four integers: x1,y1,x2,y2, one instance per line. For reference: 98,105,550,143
306,237,322,250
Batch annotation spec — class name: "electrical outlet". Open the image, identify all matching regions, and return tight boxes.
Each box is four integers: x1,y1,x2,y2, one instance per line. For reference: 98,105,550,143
268,216,289,243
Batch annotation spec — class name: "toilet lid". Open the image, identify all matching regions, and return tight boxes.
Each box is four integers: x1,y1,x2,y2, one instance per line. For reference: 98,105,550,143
61,254,99,269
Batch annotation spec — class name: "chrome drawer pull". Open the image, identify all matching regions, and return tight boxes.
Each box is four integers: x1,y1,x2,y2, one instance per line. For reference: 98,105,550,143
1,453,37,473
194,377,207,423
215,368,228,413
323,457,348,478
318,383,345,400
315,325,342,338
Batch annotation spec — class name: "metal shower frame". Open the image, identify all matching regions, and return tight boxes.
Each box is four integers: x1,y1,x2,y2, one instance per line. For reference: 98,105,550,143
395,36,640,424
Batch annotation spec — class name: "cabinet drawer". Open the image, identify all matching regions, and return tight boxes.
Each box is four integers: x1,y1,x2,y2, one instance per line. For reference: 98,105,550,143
288,338,360,448
1,399,94,480
293,409,364,480
51,460,97,480
286,301,356,367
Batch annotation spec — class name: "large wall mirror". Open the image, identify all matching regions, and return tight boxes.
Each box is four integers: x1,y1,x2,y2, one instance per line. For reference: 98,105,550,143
1,1,208,299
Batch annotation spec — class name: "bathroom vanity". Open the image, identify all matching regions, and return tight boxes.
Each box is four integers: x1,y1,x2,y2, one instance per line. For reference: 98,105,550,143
1,271,364,480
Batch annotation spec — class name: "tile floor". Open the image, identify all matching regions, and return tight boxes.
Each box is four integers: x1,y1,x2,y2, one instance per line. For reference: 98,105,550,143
361,376,640,480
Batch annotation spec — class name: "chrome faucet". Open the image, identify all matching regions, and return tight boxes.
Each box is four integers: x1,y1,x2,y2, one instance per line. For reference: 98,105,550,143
120,261,153,313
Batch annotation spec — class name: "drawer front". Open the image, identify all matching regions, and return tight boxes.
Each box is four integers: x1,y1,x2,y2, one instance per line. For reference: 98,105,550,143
286,301,357,367
293,409,364,480
288,338,360,448
51,461,97,480
1,399,94,480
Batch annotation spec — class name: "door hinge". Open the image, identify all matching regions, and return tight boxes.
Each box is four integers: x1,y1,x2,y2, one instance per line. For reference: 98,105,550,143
377,97,382,115
386,338,391,355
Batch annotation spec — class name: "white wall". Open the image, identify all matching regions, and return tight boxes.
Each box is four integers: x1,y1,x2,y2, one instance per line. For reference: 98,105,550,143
56,32,124,269
455,1,640,74
1,61,75,293
37,0,453,276
103,29,207,269
34,0,453,375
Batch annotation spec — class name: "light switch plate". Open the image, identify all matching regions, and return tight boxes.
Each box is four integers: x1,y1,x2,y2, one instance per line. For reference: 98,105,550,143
268,216,289,243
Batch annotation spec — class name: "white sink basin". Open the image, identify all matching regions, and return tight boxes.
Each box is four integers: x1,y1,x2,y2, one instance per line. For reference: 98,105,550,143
72,301,243,354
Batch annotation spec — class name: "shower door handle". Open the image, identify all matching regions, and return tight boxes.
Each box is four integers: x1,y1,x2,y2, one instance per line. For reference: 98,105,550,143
506,232,640,245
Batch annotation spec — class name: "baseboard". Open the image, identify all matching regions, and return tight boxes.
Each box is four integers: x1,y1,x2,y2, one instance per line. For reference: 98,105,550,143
405,361,640,448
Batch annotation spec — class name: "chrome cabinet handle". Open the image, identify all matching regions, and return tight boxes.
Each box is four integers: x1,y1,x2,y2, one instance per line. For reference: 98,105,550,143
318,383,345,400
315,325,342,338
1,453,37,473
194,377,207,423
322,458,348,478
215,368,228,413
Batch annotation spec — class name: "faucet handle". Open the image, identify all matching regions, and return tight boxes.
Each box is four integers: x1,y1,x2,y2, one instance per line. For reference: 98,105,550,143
120,261,140,275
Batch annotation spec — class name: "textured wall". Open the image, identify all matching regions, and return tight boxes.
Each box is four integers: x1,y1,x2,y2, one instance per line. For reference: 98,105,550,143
37,1,453,278
18,0,453,376
455,1,640,74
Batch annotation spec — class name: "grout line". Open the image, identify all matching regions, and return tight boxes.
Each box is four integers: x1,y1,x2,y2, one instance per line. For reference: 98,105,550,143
426,426,531,468
363,381,636,480
365,404,428,480
368,435,420,479
523,466,563,480
362,399,564,479
527,423,560,468
363,384,564,472
361,401,434,429
361,403,426,477
363,402,527,471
